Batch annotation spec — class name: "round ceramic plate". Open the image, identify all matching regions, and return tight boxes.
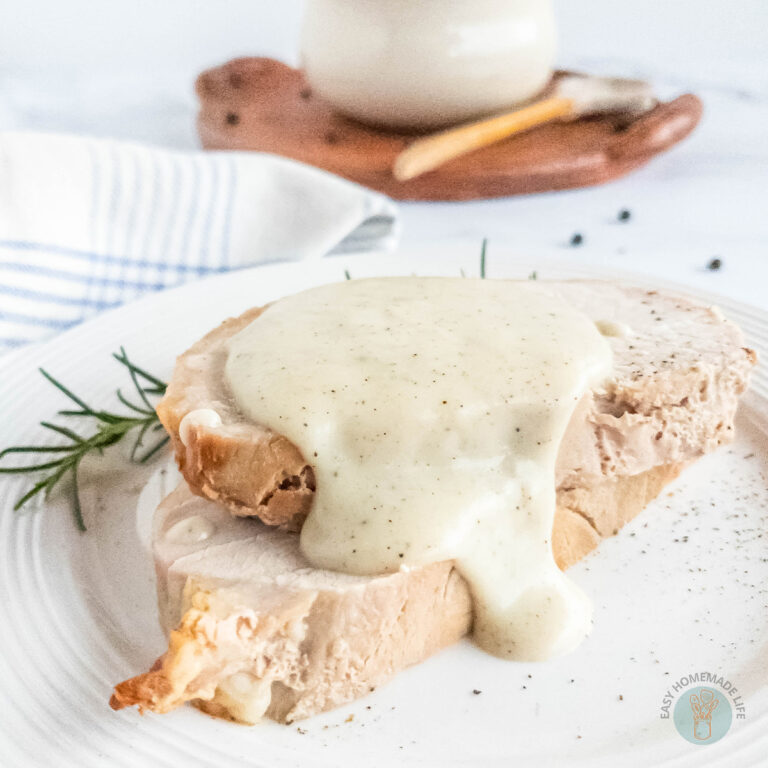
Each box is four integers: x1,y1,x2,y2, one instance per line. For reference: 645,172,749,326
1,248,766,767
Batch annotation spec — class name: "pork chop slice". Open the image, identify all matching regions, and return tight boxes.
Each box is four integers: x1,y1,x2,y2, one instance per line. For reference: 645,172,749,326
156,281,755,531
111,459,683,723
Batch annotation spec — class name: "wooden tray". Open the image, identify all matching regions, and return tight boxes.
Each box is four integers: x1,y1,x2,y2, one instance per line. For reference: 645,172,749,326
196,57,703,202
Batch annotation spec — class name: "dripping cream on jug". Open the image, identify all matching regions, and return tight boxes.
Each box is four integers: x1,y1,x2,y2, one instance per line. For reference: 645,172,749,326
224,278,612,660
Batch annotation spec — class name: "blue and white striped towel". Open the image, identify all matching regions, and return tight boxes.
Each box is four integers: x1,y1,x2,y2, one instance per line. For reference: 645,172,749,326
0,131,398,355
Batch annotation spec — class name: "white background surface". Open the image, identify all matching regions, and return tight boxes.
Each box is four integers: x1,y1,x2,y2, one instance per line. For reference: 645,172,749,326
1,0,767,307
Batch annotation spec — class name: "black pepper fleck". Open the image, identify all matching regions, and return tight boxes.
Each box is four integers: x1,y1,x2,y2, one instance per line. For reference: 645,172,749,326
707,257,722,271
225,112,240,126
570,233,584,247
618,208,631,222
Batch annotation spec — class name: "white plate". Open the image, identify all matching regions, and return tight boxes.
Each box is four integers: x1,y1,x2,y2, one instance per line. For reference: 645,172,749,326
1,247,766,768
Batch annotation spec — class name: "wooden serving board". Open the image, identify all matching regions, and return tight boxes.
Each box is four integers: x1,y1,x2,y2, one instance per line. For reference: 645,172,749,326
196,57,703,202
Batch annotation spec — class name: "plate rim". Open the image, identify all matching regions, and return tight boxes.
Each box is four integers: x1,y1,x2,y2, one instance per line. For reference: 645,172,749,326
0,247,766,768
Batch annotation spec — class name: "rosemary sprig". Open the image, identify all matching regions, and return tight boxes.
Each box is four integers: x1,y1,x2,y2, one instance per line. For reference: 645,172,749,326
0,348,168,531
480,238,488,279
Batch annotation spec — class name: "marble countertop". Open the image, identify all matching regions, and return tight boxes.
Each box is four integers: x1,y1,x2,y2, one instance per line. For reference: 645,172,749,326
1,0,766,307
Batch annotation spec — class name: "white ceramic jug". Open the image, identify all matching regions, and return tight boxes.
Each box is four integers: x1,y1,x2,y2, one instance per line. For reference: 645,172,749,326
301,0,557,130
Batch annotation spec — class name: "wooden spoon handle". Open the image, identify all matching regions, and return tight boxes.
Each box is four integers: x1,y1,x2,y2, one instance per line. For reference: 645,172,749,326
393,97,574,181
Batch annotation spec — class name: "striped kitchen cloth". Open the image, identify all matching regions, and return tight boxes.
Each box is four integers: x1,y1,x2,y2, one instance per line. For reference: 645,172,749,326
0,131,398,355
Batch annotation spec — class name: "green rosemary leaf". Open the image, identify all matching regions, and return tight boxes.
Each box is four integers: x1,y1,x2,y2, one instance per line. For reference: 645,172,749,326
0,458,67,474
114,348,167,391
40,421,85,443
117,389,154,416
71,465,85,532
39,368,94,413
344,269,351,281
43,463,70,500
1,350,169,530
480,238,488,279
0,445,75,457
90,410,126,425
13,476,53,511
138,435,169,464
59,410,129,425
130,420,152,462
122,353,155,412
95,428,132,449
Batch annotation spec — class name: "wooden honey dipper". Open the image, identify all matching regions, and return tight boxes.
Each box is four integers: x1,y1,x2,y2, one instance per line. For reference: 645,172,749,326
394,74,657,181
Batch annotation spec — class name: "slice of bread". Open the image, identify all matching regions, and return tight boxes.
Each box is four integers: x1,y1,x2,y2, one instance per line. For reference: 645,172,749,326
156,282,755,531
111,463,683,723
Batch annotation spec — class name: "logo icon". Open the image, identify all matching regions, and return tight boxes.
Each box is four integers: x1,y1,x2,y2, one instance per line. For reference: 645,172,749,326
690,688,718,740
673,686,732,745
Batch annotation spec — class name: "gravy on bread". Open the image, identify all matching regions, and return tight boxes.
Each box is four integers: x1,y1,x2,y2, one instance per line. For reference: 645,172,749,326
224,278,612,659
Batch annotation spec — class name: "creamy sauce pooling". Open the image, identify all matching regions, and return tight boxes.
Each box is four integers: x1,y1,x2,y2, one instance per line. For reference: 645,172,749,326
225,278,612,660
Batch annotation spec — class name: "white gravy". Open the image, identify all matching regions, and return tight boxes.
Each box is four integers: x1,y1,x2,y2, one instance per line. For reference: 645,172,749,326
224,278,612,660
